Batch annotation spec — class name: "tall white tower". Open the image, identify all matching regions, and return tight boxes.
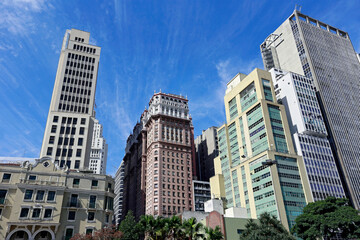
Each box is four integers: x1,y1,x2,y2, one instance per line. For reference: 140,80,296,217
40,29,101,170
89,119,108,174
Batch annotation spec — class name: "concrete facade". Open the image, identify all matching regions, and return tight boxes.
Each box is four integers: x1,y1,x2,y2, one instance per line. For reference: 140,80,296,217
194,126,219,181
89,119,108,175
210,68,312,230
0,157,115,240
269,68,346,201
261,10,360,209
192,180,211,212
40,29,101,171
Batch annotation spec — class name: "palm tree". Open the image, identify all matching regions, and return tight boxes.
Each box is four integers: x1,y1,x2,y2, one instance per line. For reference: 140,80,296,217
240,212,295,240
164,215,183,239
182,217,204,240
204,226,224,240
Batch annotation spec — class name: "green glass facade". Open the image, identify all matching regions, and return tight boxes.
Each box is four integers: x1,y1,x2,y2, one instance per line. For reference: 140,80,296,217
229,97,238,121
240,82,257,112
268,105,288,153
247,104,268,156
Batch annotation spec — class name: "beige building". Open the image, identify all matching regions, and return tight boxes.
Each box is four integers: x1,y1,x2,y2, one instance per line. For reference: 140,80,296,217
40,29,101,171
0,157,115,240
210,68,312,230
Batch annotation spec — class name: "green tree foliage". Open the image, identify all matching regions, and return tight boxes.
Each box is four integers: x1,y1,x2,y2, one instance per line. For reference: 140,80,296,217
204,226,224,240
182,217,204,240
240,212,295,240
119,211,143,240
70,225,122,240
292,197,360,240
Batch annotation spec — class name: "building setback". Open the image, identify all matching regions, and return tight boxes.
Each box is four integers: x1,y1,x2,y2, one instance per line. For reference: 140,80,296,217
89,119,108,175
195,126,219,181
260,10,360,209
40,29,101,171
269,68,346,201
210,68,312,230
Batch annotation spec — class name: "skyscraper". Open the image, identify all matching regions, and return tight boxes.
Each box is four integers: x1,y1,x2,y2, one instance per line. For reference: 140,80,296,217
40,29,101,171
261,10,360,209
89,119,108,174
114,160,125,225
194,126,219,181
269,68,346,201
210,68,312,230
142,92,196,216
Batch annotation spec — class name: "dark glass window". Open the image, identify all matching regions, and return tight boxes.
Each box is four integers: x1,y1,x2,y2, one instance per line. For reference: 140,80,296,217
29,175,36,181
76,149,82,157
36,190,45,201
62,117,66,124
24,190,33,200
53,116,59,122
81,118,86,124
74,160,80,169
68,211,76,220
47,191,56,201
78,138,83,146
32,208,41,218
51,125,57,133
20,208,29,218
91,180,98,187
88,211,95,221
44,208,52,218
2,173,11,182
79,127,84,135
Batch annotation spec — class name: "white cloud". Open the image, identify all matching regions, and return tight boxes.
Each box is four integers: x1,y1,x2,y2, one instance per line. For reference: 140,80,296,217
0,0,47,35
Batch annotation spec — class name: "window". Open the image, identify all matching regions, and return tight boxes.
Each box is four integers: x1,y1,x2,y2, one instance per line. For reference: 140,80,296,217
49,136,55,144
62,117,67,124
78,138,83,146
44,208,52,219
53,116,59,122
36,190,45,201
60,126,65,134
47,191,56,201
89,195,96,208
32,208,41,218
81,118,86,124
74,160,80,169
73,179,80,187
51,125,57,133
29,175,36,181
65,228,74,240
68,211,76,221
46,147,53,155
86,228,93,235
0,190,7,204
76,149,82,157
19,208,29,218
24,190,33,200
88,211,95,221
79,127,85,135
2,173,11,182
92,180,98,188
70,194,78,207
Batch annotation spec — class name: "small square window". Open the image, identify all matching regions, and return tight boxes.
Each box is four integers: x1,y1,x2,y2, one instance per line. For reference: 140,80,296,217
53,116,59,122
29,175,36,181
73,179,80,186
81,118,86,124
24,190,33,200
91,180,98,187
86,228,93,235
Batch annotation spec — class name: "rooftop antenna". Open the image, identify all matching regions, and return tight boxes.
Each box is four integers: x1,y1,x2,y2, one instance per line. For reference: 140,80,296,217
295,4,302,12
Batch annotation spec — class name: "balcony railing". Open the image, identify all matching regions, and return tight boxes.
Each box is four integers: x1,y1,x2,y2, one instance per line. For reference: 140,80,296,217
19,178,65,186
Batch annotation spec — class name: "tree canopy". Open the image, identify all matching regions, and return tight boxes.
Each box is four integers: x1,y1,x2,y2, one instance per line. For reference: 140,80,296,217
240,212,295,240
292,197,360,240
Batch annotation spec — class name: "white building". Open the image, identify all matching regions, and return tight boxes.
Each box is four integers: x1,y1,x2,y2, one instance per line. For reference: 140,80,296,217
269,68,346,201
89,119,108,174
114,161,125,225
40,29,101,171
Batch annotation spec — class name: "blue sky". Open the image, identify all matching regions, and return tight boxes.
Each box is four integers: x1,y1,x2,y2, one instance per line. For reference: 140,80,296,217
0,0,359,175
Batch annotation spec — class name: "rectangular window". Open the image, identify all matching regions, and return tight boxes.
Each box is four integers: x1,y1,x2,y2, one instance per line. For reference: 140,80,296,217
53,116,59,122
44,208,52,219
62,117,67,124
78,138,83,146
81,118,86,124
65,228,74,240
73,118,78,124
46,147,53,156
79,127,85,135
49,136,55,144
47,191,56,201
76,149,82,157
60,126,65,134
74,160,80,169
36,190,45,201
20,208,29,218
91,180,98,187
68,211,76,221
2,173,11,182
51,125,57,133
86,229,93,235
89,195,96,208
88,211,95,221
70,194,78,207
69,138,74,146
29,175,36,181
0,190,7,204
56,148,61,157
73,179,80,187
32,208,41,218
24,190,33,200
